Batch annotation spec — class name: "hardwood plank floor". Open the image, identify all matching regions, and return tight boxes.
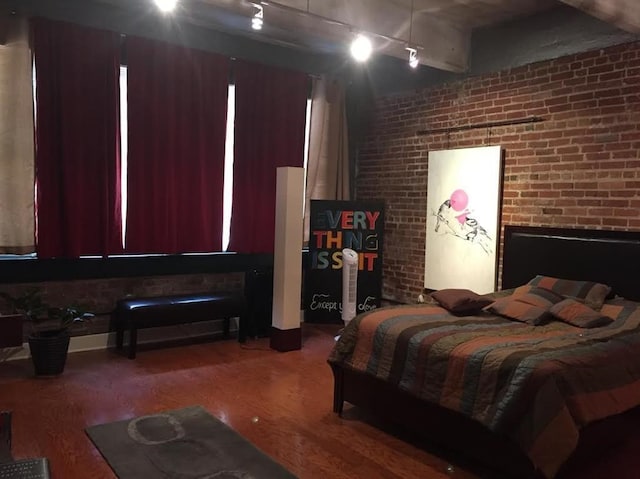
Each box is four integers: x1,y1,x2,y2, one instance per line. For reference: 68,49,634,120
0,324,483,479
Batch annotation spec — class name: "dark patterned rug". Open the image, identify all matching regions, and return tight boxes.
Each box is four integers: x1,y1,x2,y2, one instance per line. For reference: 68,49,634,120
86,405,297,479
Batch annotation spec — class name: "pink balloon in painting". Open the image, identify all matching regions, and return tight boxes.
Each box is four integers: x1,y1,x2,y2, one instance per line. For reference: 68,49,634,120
450,189,468,211
455,213,468,225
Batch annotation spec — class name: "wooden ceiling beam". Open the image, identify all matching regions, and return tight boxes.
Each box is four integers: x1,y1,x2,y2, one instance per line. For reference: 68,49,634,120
559,0,640,33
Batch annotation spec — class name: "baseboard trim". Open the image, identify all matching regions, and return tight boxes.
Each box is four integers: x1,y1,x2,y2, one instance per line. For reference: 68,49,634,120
0,319,239,362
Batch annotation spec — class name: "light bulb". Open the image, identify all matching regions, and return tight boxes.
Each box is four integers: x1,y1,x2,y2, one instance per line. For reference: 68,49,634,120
350,34,372,62
154,0,177,13
407,47,419,69
252,17,263,30
251,3,264,31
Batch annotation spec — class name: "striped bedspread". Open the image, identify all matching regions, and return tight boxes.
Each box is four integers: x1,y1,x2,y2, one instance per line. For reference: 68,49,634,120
328,299,640,478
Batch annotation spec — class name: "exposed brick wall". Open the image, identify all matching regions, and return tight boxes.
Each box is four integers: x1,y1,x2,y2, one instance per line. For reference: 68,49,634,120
0,273,243,340
357,42,640,304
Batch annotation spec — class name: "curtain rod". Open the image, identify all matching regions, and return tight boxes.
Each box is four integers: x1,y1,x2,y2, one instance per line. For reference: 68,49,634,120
416,116,544,136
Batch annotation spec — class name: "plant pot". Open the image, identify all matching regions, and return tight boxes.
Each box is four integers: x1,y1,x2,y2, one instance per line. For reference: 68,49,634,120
27,330,70,377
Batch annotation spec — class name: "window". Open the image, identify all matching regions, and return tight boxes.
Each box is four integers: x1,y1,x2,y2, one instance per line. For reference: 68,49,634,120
118,72,311,253
27,61,312,258
120,65,128,248
23,21,314,259
302,96,313,216
222,84,236,251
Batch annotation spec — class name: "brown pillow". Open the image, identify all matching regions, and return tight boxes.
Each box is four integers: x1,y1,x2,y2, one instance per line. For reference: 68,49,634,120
512,286,565,309
549,298,614,328
487,298,550,326
525,275,612,310
487,287,564,326
600,298,640,321
430,289,493,315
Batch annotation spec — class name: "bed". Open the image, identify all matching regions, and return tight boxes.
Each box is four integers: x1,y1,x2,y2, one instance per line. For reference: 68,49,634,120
328,225,640,479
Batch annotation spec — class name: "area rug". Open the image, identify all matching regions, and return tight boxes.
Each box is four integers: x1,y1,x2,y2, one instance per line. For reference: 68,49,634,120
86,405,297,479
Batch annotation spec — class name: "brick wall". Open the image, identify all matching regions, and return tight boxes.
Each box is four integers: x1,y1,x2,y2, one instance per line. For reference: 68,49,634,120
0,273,243,340
356,41,640,303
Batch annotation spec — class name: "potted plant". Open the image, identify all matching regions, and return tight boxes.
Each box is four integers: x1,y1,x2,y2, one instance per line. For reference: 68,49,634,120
0,289,93,376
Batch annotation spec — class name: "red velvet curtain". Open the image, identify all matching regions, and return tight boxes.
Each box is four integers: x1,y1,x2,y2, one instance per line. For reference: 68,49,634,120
229,61,309,253
33,18,122,258
125,37,229,254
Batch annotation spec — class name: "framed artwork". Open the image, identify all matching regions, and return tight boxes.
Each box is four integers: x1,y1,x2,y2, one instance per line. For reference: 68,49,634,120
305,200,384,323
424,146,503,294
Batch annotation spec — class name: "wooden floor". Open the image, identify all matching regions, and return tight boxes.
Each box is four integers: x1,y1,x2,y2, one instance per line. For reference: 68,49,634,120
0,324,487,479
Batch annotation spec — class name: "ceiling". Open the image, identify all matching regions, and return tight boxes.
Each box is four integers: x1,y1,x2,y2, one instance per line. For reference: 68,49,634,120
102,0,640,72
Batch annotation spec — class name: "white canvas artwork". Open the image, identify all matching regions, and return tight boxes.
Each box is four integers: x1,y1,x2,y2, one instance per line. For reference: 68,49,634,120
424,145,503,294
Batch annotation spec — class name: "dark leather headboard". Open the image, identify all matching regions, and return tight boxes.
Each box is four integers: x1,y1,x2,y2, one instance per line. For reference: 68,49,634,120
502,226,640,301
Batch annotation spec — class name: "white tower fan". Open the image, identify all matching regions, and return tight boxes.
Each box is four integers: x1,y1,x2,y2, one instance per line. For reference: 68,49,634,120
341,248,359,327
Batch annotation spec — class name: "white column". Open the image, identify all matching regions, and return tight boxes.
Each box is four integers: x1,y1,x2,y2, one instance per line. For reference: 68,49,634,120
270,167,305,351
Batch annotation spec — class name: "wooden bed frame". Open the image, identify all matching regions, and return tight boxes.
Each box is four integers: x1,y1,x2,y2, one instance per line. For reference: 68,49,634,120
330,225,640,479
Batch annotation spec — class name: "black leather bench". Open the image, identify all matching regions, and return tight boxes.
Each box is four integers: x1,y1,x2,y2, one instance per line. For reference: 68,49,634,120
113,292,245,359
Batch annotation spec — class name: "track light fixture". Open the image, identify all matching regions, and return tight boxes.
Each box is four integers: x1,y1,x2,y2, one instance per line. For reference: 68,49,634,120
154,0,177,13
406,0,419,68
251,3,264,30
244,0,424,66
350,34,372,62
407,47,419,69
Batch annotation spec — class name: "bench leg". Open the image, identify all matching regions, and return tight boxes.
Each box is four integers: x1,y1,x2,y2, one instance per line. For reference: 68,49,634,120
128,328,137,359
223,317,230,338
238,311,247,343
116,326,124,351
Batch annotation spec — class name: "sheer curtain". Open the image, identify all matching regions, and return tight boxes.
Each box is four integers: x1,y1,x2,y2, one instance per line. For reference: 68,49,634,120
0,14,34,254
228,60,309,254
303,75,350,241
125,37,230,254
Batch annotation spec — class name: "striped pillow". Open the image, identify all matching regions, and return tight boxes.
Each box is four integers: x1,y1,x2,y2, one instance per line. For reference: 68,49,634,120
599,298,639,322
525,275,612,310
513,287,565,309
488,299,549,326
549,298,613,328
488,287,564,326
